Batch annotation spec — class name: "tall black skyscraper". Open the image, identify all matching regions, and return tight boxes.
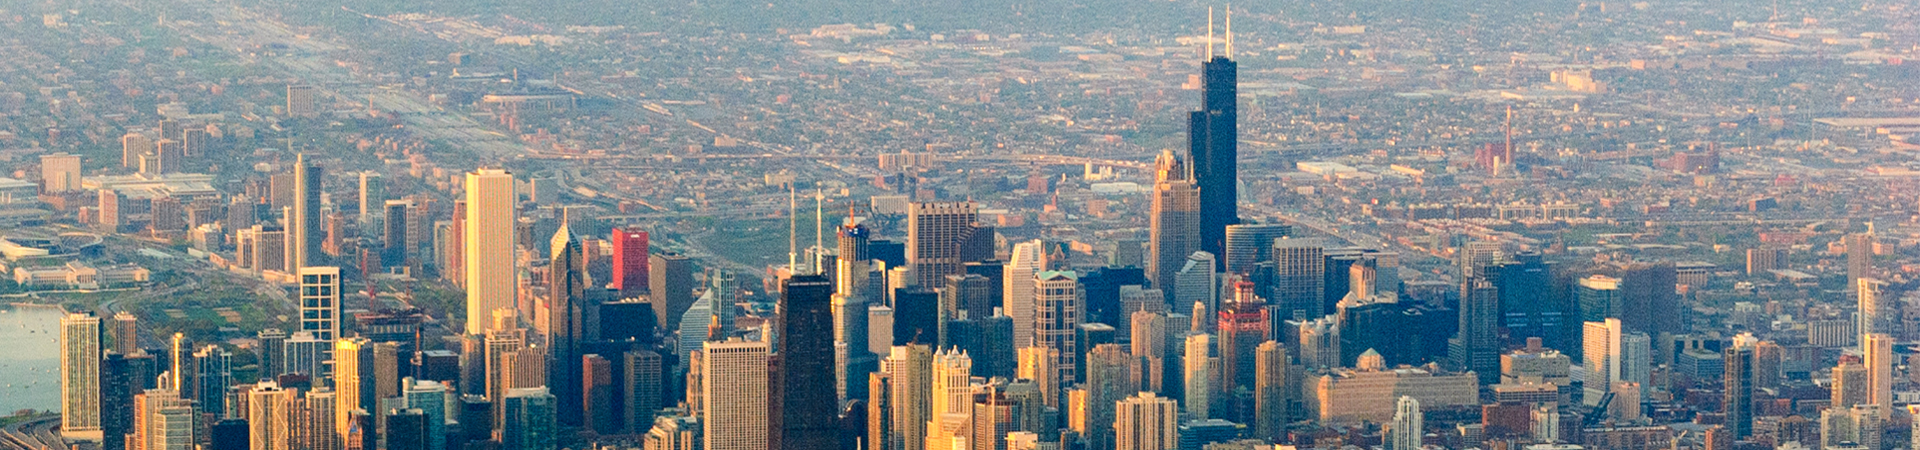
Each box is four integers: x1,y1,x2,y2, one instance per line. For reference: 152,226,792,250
383,200,409,269
779,274,838,449
548,223,588,425
1723,344,1754,438
210,419,250,450
1189,52,1240,264
101,353,136,450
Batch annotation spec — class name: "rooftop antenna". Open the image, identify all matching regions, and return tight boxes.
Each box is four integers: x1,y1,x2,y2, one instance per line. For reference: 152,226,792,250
1206,7,1215,60
1226,5,1234,59
788,183,798,272
1503,105,1514,176
814,190,825,257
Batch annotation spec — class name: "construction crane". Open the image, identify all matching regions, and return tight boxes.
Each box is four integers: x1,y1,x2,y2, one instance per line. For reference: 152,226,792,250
1584,391,1616,428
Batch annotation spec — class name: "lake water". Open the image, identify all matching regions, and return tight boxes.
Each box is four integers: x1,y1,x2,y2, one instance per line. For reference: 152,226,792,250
0,305,63,414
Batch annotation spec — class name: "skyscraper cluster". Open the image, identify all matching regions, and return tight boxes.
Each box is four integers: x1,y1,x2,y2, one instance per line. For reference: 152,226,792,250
44,11,1880,450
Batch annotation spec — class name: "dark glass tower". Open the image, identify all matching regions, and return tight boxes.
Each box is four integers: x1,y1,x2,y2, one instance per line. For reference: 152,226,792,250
101,353,136,450
1488,253,1565,350
548,224,588,426
1723,345,1754,438
1189,56,1241,265
210,419,250,450
779,274,839,449
1449,278,1500,385
292,153,324,269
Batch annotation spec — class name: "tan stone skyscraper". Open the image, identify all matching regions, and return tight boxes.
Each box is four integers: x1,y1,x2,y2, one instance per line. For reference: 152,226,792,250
248,382,298,450
333,337,373,438
1253,340,1290,441
1858,278,1895,336
1017,346,1060,409
885,344,934,450
926,349,974,450
1148,150,1200,299
1847,232,1873,291
1114,392,1179,450
1864,333,1895,411
1084,344,1138,450
907,201,978,286
464,169,516,335
1036,270,1083,385
1832,360,1868,409
702,339,770,450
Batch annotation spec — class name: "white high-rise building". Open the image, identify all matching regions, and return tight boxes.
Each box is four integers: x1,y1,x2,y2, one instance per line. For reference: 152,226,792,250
1017,346,1061,409
1184,333,1215,419
1822,404,1884,450
299,267,341,341
358,172,383,224
61,313,103,440
1859,278,1896,338
1006,240,1047,347
886,345,935,450
1388,396,1423,450
1581,319,1649,405
1114,392,1179,450
464,169,516,335
139,389,196,450
702,339,770,450
1035,270,1083,384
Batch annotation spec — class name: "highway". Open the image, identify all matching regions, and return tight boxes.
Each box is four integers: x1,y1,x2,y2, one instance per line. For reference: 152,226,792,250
0,415,61,450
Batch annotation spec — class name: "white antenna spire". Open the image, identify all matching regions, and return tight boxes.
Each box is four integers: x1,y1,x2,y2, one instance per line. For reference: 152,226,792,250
788,184,798,272
1226,5,1234,58
1206,7,1215,60
814,190,825,256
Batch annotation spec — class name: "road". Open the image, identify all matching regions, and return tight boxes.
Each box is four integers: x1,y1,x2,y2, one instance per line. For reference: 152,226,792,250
0,415,61,450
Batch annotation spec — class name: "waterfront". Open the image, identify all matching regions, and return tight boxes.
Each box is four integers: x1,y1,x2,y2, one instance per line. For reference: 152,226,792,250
0,305,63,414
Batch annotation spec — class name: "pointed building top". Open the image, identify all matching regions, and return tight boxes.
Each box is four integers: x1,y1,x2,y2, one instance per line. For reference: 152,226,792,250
1225,5,1234,59
1206,7,1215,60
1154,150,1187,182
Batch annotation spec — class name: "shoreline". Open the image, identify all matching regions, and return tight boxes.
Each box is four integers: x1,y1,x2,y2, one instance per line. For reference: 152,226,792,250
2,303,68,314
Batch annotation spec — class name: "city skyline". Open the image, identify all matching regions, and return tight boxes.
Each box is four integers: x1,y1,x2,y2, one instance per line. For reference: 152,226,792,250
7,0,1920,450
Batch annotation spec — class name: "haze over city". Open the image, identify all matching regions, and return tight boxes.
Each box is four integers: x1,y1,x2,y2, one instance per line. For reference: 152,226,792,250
0,0,1918,450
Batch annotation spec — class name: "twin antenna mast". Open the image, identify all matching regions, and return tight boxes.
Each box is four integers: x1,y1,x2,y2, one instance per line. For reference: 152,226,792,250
1205,5,1235,60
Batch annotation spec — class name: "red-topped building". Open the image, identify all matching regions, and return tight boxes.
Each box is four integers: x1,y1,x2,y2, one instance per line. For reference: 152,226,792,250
611,227,649,296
